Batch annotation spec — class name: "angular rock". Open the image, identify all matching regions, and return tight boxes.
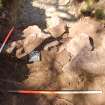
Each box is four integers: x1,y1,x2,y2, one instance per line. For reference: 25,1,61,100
6,42,17,54
69,17,100,38
6,25,45,58
55,49,71,67
71,36,105,75
22,25,42,38
65,33,92,58
47,16,66,38
44,40,59,51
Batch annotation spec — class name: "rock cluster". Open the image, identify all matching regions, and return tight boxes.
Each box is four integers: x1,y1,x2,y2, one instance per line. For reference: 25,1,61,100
5,17,105,105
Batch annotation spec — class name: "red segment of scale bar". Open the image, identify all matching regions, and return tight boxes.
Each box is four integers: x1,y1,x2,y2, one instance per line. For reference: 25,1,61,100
0,27,15,53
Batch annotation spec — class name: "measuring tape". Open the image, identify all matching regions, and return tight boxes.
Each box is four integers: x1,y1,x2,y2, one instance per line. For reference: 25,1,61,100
0,27,15,53
8,90,102,94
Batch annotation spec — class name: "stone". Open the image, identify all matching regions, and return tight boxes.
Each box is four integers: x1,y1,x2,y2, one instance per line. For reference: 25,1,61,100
71,35,105,75
44,40,59,51
22,25,42,38
6,25,44,58
55,49,71,66
16,36,43,58
65,33,92,58
6,42,17,54
69,17,100,38
47,16,66,38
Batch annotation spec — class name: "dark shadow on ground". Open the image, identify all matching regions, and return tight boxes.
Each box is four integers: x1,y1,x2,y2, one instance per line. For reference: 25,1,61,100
0,52,30,105
0,0,47,43
16,0,47,29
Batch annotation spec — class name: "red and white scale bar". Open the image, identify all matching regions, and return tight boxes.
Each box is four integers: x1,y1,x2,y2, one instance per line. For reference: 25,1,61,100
8,90,102,94
0,27,15,53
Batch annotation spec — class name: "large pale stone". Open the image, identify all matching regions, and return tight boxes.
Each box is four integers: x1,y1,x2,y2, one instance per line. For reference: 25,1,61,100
71,36,105,75
6,25,45,58
69,17,100,38
65,33,92,58
15,26,44,58
23,25,42,38
47,16,66,38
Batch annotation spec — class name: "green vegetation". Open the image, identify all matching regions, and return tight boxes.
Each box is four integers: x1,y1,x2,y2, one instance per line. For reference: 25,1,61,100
80,0,105,19
94,9,105,19
80,0,94,16
0,0,3,8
